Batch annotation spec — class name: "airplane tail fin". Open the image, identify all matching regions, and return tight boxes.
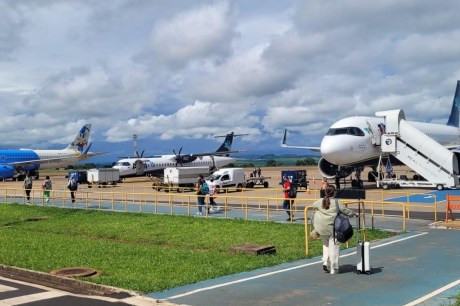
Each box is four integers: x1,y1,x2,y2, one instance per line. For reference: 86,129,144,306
66,124,92,153
447,80,460,127
215,132,235,153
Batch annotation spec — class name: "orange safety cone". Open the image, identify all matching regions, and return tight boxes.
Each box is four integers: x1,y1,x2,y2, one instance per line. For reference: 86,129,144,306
306,185,311,195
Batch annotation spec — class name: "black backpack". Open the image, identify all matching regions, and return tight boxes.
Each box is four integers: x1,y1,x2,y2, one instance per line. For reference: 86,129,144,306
288,184,297,198
333,200,353,243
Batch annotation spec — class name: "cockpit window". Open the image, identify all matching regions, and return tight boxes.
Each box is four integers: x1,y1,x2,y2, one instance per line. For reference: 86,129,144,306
326,127,365,137
115,162,131,166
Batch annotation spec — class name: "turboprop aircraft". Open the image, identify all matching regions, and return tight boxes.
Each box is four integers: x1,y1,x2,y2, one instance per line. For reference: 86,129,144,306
282,81,460,181
0,124,104,180
113,132,245,178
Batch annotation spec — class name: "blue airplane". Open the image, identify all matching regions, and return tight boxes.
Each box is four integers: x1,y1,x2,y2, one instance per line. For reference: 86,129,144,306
0,124,104,180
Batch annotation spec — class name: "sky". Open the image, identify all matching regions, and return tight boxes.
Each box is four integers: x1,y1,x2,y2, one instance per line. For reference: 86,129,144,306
2,0,460,163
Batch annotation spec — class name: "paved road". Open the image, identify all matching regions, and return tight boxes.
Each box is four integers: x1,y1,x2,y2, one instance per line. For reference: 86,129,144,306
150,227,460,306
0,276,154,306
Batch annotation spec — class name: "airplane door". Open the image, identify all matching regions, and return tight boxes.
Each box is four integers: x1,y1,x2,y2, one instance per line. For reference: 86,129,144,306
134,160,145,176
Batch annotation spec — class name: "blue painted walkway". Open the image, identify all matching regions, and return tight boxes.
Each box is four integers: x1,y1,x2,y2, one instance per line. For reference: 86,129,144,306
385,189,460,203
151,226,460,306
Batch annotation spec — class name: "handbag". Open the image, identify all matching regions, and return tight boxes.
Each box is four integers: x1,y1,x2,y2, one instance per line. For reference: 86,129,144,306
333,199,353,243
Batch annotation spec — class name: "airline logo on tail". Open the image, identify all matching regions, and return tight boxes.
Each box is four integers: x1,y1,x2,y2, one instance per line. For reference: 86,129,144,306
68,124,92,153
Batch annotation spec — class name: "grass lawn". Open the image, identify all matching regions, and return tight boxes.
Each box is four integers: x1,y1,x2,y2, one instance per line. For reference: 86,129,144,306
0,203,391,293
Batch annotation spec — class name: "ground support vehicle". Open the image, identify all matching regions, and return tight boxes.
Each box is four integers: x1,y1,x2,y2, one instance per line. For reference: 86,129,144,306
280,170,309,189
87,168,120,187
207,168,246,192
67,170,88,184
379,177,448,191
157,166,210,192
243,176,271,188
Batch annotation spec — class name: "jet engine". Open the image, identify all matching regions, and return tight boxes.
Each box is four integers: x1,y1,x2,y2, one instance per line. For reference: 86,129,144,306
318,157,354,179
0,166,15,180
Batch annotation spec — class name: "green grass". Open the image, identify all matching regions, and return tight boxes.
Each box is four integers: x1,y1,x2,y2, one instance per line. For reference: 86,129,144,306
0,204,390,293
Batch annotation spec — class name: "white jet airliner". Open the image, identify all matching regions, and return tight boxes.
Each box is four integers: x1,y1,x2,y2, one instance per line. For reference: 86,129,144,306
113,132,243,178
282,81,460,180
0,124,104,180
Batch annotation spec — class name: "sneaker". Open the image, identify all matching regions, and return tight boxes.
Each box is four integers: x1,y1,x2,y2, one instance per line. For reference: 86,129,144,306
208,208,214,213
323,265,330,273
45,198,49,203
195,212,203,216
215,206,220,212
330,269,339,275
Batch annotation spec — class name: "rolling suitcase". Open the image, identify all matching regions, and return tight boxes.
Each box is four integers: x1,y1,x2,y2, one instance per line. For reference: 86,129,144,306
356,211,371,275
357,241,371,274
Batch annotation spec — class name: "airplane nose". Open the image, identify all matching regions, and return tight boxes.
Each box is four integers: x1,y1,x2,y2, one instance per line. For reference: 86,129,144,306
320,136,348,165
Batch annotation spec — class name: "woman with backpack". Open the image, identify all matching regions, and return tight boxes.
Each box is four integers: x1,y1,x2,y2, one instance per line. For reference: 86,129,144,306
67,175,78,203
42,175,52,203
312,185,357,275
23,174,33,203
195,174,208,215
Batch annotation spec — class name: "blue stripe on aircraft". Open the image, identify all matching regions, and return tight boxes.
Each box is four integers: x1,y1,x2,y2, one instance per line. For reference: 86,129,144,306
0,150,41,170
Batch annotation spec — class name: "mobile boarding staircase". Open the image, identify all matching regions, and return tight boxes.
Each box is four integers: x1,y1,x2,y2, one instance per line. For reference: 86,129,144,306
375,109,459,190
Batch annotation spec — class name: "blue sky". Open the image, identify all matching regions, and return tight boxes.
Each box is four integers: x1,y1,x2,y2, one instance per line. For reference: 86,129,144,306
2,0,460,164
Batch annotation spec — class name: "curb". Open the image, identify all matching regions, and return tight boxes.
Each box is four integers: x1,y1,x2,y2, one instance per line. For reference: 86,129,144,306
0,264,131,297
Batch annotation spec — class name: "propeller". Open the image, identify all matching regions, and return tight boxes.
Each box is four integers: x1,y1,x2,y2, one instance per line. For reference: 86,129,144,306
173,147,194,166
134,149,145,158
173,147,184,166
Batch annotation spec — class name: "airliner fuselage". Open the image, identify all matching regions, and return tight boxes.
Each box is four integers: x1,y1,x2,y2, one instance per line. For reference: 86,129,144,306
319,116,460,177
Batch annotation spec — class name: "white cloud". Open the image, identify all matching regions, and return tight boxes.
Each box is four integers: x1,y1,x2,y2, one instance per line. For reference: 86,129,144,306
1,0,460,156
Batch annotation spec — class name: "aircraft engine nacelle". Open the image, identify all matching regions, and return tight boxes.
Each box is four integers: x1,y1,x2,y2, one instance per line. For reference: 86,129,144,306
0,166,16,180
318,157,354,179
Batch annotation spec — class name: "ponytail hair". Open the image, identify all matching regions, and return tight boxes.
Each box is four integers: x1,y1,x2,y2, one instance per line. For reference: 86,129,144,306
322,185,336,209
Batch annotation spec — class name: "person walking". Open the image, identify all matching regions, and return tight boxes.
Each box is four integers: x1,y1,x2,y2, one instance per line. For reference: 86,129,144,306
67,174,78,203
196,174,207,215
321,177,328,190
281,175,294,221
208,178,219,213
23,174,33,203
42,175,52,202
312,185,357,275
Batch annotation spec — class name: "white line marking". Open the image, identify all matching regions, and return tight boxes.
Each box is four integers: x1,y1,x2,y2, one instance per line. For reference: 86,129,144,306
0,291,67,305
403,278,460,306
161,232,428,301
0,284,17,293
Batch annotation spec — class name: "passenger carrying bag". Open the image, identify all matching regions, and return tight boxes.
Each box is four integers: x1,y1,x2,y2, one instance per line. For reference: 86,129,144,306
288,184,297,198
200,182,209,195
333,200,353,243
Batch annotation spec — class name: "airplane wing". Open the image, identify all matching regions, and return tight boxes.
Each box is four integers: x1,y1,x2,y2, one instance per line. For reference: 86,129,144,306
8,157,78,167
191,150,245,157
281,129,321,152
